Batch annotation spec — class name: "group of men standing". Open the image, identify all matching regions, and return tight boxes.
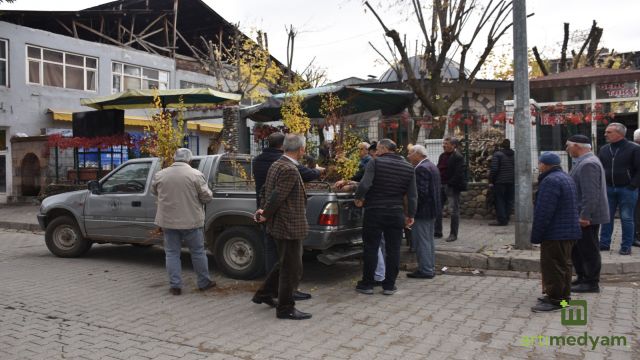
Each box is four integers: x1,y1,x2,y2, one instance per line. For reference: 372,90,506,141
147,120,640,319
531,122,640,312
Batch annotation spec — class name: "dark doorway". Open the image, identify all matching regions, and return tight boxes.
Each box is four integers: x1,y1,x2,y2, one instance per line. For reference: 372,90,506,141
21,153,41,196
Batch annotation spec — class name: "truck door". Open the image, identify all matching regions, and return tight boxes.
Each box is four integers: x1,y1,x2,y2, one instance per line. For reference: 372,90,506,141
84,160,157,242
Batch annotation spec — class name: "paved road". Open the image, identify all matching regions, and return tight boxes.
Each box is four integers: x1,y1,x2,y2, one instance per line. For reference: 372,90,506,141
1,228,638,359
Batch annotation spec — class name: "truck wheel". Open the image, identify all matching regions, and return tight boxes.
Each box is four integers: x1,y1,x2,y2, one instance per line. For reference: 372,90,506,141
214,226,264,280
45,216,92,257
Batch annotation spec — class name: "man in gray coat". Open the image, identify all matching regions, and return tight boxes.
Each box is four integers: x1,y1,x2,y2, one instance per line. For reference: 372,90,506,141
151,148,215,296
566,135,609,293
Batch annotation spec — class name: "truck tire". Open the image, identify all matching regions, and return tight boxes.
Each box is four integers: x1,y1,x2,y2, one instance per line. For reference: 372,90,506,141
45,216,92,257
214,226,264,280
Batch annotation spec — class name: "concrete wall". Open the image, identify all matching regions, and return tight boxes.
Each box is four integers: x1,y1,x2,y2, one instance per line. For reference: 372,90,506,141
0,21,222,199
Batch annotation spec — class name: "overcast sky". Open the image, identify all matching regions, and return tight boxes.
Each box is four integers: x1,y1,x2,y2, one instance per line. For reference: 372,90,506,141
2,0,638,82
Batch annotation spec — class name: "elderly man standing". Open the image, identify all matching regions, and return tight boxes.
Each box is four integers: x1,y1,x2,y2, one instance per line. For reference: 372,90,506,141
252,134,311,320
351,142,372,182
407,145,441,279
566,135,609,293
435,137,467,242
151,148,215,296
531,152,581,312
598,123,640,255
354,138,417,295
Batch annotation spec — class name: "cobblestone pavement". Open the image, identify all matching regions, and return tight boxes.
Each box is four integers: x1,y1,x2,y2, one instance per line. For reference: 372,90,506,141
1,228,638,359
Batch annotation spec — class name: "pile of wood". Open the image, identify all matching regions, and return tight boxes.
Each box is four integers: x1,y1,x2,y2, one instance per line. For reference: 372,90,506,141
465,128,505,182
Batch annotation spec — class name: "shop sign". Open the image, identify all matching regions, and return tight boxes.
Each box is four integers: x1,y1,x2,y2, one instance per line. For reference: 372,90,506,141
597,82,638,99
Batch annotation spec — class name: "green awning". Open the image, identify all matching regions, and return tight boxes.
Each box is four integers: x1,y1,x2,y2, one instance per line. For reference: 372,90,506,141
243,85,414,122
81,88,241,110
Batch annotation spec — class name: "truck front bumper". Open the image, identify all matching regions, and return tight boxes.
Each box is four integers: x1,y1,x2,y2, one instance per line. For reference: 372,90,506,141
37,214,47,230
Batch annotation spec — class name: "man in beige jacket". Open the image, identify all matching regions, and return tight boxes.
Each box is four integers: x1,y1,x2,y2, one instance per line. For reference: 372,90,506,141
151,148,214,295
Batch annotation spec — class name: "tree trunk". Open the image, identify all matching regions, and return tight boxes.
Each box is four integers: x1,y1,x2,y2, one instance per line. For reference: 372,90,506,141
222,107,238,153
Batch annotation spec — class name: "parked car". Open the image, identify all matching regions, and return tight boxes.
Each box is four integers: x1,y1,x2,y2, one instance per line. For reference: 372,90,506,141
37,154,363,279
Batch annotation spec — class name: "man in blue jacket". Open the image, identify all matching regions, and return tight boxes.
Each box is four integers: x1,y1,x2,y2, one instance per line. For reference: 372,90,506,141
597,123,640,255
531,152,581,312
406,145,441,279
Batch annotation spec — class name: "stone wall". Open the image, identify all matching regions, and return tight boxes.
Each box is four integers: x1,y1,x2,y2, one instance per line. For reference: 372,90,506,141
459,182,495,219
10,136,50,198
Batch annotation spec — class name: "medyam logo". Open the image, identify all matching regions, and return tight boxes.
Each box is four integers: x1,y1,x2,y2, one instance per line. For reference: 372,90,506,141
560,299,587,326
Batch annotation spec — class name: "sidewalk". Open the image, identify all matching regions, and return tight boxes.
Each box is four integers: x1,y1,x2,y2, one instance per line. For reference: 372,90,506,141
2,203,639,275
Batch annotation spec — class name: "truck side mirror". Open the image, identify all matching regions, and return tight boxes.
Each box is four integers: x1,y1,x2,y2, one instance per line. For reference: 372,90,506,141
88,180,101,194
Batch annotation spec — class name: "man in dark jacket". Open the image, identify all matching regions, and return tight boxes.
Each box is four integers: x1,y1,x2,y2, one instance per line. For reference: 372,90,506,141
406,145,441,279
350,142,372,182
354,138,417,295
489,139,515,226
597,123,640,255
530,152,581,312
252,132,317,301
435,137,467,242
566,135,609,293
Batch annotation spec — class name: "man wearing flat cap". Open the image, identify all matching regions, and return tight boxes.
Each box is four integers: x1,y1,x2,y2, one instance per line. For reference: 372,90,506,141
530,152,581,312
565,135,609,293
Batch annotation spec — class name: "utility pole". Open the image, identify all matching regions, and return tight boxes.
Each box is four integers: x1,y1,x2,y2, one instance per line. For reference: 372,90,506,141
512,0,533,250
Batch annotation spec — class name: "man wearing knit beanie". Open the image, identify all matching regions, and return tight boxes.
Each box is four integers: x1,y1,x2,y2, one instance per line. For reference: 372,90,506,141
530,152,581,312
566,135,609,293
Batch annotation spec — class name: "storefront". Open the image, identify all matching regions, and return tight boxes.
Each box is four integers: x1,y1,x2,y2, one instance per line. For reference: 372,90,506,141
530,67,640,152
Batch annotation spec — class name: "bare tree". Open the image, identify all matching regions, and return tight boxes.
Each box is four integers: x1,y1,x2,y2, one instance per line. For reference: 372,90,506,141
365,0,516,142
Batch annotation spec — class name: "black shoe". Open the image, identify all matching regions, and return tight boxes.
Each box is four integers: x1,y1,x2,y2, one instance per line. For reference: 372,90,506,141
600,245,610,251
252,295,278,308
633,240,640,248
199,280,216,291
169,288,181,296
531,302,562,312
293,290,312,301
488,222,507,226
571,283,600,293
406,271,434,279
446,234,457,242
571,278,583,286
355,282,374,295
373,280,384,287
619,247,632,255
382,286,397,295
434,233,443,239
276,308,312,320
537,295,549,303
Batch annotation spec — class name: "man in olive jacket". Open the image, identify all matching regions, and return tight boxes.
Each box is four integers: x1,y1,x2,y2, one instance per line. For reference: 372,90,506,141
252,134,311,320
566,135,609,293
151,148,215,296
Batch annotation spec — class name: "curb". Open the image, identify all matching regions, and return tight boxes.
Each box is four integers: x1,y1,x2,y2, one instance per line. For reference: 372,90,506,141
0,222,42,232
400,250,640,276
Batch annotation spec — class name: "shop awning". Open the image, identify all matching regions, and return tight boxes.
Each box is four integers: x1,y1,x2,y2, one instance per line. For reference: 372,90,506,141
80,88,241,110
242,85,415,122
47,109,223,133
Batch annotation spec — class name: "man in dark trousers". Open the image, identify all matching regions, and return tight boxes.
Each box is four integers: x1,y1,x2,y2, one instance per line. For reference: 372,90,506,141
531,152,581,312
252,134,312,320
406,145,441,279
354,138,417,295
489,139,515,226
566,135,609,293
435,137,467,242
252,132,317,300
598,123,640,255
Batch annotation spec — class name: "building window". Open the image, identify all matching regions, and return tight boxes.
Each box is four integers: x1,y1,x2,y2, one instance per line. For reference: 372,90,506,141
0,39,7,87
26,45,97,91
112,62,168,93
180,80,210,89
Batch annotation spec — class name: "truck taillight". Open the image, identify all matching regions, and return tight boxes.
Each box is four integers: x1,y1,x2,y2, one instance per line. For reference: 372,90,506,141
318,202,339,226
